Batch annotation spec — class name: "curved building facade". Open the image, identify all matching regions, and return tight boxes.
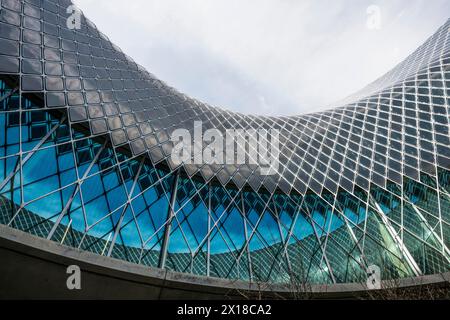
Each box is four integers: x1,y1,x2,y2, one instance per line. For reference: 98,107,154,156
0,0,449,290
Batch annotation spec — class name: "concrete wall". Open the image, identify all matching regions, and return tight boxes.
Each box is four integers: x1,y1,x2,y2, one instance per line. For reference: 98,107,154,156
0,224,449,299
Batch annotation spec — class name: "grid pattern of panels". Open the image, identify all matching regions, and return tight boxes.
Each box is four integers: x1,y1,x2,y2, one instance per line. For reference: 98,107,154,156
0,0,449,285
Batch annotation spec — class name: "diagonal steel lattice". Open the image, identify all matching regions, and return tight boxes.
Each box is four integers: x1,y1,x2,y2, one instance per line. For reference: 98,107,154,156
0,0,449,285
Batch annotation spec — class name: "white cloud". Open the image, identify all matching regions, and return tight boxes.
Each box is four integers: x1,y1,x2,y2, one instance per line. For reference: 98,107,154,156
74,0,450,115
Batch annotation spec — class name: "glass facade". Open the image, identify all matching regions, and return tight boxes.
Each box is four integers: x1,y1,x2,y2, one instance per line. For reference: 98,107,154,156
0,0,449,286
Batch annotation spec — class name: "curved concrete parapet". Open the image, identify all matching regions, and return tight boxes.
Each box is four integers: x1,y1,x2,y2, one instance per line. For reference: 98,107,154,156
1,224,449,299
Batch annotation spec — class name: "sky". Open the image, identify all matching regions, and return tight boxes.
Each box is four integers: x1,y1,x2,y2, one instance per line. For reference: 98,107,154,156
73,0,450,116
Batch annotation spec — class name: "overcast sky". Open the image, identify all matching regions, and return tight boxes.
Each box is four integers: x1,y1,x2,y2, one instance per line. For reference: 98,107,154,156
73,0,450,116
